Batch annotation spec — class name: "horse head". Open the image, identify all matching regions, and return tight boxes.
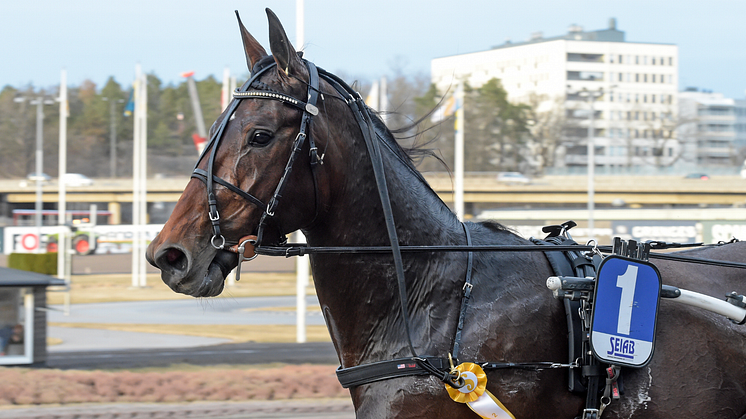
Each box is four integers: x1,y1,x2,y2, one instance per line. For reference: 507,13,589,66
146,9,342,297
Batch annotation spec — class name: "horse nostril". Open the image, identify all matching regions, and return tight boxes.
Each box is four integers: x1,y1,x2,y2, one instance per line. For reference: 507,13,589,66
166,248,181,264
158,247,188,273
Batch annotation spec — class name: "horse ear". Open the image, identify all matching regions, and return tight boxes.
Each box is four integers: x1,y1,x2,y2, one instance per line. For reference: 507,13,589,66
265,8,304,78
235,10,267,71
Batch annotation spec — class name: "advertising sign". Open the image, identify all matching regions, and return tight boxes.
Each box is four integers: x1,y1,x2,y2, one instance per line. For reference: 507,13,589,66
612,220,700,244
590,255,662,368
3,225,163,255
700,221,746,244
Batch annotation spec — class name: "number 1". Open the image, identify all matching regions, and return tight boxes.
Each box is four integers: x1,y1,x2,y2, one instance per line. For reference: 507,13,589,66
616,265,638,335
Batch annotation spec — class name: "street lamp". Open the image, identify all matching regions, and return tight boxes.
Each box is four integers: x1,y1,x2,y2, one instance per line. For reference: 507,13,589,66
567,85,615,240
15,95,55,250
101,97,125,178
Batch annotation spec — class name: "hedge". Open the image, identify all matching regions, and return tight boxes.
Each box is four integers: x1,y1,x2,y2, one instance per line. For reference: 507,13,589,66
7,253,58,276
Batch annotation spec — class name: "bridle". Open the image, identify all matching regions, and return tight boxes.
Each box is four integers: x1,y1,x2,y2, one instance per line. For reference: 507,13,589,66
191,55,323,276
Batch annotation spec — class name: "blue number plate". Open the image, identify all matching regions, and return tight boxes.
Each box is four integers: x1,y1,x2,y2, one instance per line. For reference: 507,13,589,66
590,255,662,368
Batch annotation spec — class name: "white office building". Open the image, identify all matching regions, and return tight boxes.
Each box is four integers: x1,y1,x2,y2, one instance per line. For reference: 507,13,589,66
431,19,680,171
678,88,746,167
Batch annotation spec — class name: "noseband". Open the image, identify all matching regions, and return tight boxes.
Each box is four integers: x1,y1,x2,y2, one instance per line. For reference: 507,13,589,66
191,56,323,271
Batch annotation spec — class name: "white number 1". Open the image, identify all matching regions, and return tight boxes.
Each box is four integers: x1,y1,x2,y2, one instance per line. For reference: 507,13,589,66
616,265,638,335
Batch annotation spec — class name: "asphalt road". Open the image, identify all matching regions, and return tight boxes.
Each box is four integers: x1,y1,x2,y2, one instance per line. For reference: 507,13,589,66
46,341,340,370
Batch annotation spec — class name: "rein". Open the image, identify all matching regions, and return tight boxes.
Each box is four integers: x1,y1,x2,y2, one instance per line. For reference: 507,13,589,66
254,242,746,270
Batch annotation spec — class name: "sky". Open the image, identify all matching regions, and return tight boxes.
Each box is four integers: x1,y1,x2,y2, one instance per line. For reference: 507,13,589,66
2,0,745,99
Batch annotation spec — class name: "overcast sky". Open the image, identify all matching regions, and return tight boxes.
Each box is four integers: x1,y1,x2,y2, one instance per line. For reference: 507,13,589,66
2,0,745,98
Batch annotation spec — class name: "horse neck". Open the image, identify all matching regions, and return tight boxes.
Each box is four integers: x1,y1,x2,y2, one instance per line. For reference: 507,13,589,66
304,141,468,365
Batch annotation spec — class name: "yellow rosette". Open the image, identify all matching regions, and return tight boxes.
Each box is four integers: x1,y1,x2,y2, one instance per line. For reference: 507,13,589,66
445,362,516,419
445,362,487,403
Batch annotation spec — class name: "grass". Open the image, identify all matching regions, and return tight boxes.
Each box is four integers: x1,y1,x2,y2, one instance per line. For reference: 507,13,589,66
47,272,314,305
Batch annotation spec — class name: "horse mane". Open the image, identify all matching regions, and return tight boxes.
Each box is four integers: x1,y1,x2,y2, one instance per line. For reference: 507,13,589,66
368,110,512,234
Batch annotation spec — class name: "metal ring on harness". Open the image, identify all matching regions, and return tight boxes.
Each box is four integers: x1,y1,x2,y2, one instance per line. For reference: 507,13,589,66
211,234,226,250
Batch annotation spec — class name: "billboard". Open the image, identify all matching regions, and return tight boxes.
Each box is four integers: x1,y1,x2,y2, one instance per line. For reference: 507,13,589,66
611,221,701,244
3,225,164,255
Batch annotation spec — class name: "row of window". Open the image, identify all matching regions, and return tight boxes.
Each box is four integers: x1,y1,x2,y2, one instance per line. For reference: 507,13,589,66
567,71,674,84
575,145,675,158
610,110,675,122
611,72,673,84
697,107,746,117
609,93,674,105
608,127,674,140
699,124,734,132
568,92,675,105
697,139,732,148
565,53,676,66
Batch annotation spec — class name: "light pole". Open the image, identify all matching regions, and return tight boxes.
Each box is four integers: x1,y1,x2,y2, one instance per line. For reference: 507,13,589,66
15,95,55,250
102,97,124,178
568,85,614,240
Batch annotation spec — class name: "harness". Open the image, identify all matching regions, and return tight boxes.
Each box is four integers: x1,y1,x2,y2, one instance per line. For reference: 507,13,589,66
190,52,746,418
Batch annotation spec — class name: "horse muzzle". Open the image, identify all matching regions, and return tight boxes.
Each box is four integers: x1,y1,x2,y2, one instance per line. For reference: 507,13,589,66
147,242,238,298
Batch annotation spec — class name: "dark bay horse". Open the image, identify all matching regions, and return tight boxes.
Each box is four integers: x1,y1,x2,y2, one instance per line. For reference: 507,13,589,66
146,9,746,418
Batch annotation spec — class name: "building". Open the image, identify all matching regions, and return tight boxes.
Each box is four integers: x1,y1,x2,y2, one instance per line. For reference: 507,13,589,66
0,267,65,366
678,88,746,167
431,19,680,171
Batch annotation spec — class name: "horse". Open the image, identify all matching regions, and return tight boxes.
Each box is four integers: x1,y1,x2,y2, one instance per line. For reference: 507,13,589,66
146,8,746,418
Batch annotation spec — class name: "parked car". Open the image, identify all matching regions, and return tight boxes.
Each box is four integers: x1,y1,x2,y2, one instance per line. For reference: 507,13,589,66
26,173,51,182
62,173,94,187
20,173,51,187
684,173,709,180
496,172,531,184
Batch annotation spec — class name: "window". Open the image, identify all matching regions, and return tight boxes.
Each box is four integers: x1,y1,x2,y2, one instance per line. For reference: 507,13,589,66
635,56,639,64
567,71,604,81
668,57,673,66
635,73,640,82
644,74,648,83
652,74,656,83
567,53,604,63
0,288,34,366
643,94,647,103
618,73,623,82
652,95,656,103
652,57,656,65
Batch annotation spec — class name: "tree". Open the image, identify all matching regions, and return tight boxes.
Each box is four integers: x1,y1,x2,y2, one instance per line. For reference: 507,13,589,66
465,78,530,172
524,94,571,174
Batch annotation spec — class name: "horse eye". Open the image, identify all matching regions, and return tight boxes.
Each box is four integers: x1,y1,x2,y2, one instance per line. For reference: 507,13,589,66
248,131,273,147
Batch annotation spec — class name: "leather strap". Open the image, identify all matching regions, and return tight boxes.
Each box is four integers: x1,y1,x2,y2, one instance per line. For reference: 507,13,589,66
336,357,448,389
451,222,474,361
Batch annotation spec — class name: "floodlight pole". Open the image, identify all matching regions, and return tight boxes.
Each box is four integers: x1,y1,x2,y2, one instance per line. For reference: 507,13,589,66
295,0,309,344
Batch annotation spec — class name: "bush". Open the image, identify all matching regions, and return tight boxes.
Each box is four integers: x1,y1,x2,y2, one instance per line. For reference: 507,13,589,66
8,253,57,276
